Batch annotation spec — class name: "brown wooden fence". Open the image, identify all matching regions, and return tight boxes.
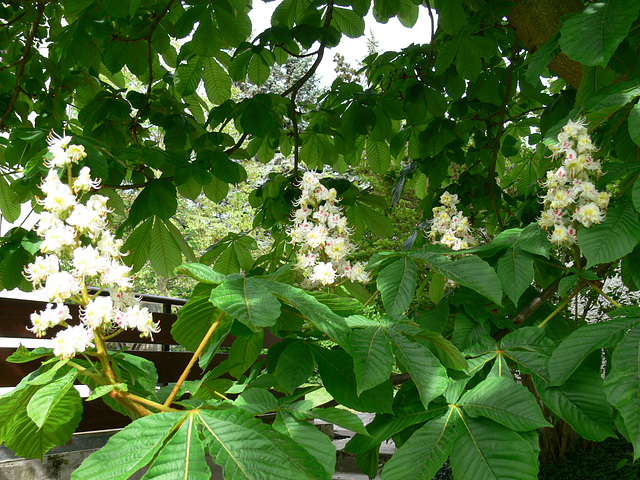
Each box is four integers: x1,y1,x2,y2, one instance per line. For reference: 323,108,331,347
0,296,281,432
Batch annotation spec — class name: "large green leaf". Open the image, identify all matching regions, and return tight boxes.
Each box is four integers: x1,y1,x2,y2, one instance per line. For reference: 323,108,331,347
410,249,503,305
312,345,394,413
273,411,336,479
535,365,614,442
450,416,539,480
282,403,369,437
366,137,392,173
209,277,281,330
578,203,640,268
122,217,153,272
275,340,316,393
197,408,311,480
26,369,78,428
174,263,226,284
0,176,20,223
228,330,263,379
149,218,183,277
202,57,231,104
3,384,82,459
349,326,394,394
459,376,551,431
497,246,534,306
549,315,640,385
377,256,417,316
604,324,640,459
332,6,365,38
380,412,457,480
141,412,209,480
560,0,640,67
72,413,184,480
346,403,448,454
259,279,351,347
387,328,448,409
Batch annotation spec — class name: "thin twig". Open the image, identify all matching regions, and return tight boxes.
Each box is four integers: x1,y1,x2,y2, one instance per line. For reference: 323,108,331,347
224,132,248,155
163,311,225,407
0,0,47,130
425,1,435,73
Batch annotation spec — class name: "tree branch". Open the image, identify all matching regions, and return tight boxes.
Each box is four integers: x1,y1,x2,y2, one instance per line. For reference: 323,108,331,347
0,0,46,131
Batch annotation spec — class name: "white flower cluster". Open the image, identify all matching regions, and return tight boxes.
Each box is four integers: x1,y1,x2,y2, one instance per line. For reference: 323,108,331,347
428,191,477,251
288,171,370,287
538,118,610,247
25,133,159,359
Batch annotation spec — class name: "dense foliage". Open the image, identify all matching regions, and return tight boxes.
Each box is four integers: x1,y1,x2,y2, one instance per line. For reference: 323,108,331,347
2,0,640,478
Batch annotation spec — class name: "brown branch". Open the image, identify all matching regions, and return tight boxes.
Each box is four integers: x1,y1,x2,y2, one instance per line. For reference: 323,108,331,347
281,1,334,178
277,45,320,58
0,0,46,131
224,132,248,155
425,1,436,73
489,38,519,230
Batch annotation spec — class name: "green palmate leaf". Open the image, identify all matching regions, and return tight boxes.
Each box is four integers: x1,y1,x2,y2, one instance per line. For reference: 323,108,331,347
27,369,78,428
275,340,315,393
365,137,392,173
578,202,640,268
346,403,448,454
410,249,503,305
6,345,51,363
354,202,395,238
416,330,467,371
535,365,614,442
459,376,551,431
332,6,365,38
203,176,229,203
209,277,281,330
450,416,539,480
259,279,351,347
0,176,20,223
273,411,336,479
228,330,263,379
284,405,369,437
387,328,448,409
604,324,640,459
122,217,153,272
377,256,417,316
141,412,209,480
559,0,640,67
3,383,82,459
629,103,640,148
548,315,640,385
202,57,231,104
248,51,272,86
113,353,158,395
235,388,279,416
312,345,393,413
149,218,183,277
380,412,457,480
497,246,534,306
172,294,225,351
165,219,197,263
72,412,184,480
349,325,394,394
175,263,226,284
197,408,312,480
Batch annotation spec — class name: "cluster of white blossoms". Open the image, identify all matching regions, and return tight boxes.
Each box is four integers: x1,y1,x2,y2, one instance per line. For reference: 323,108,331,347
288,171,370,287
428,191,477,251
538,118,610,247
25,133,159,359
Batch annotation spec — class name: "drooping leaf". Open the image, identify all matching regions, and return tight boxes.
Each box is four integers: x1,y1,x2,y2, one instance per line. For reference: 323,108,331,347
380,413,457,480
149,218,183,278
283,404,370,437
228,330,264,379
141,412,210,480
209,277,281,330
387,328,448,409
27,369,78,428
603,324,640,459
535,365,614,442
71,412,184,480
312,345,393,413
275,340,316,393
459,376,551,431
273,411,336,479
560,0,640,67
578,202,640,268
410,249,503,305
377,256,417,316
349,325,394,394
450,416,539,480
497,246,534,306
549,315,640,385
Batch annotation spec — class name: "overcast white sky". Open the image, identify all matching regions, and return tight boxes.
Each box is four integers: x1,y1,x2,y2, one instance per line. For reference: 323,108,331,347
250,2,436,85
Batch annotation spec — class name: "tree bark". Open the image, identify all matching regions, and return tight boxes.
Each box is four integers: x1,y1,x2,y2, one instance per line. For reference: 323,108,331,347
509,0,585,89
